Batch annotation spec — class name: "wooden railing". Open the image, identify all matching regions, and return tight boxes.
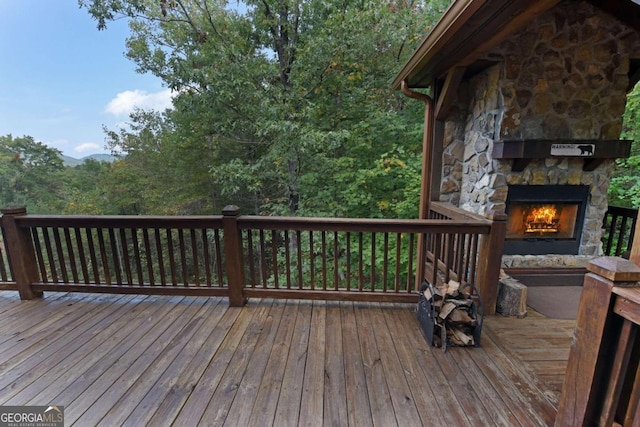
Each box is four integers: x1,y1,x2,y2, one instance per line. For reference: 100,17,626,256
556,257,640,426
0,204,505,312
603,205,639,257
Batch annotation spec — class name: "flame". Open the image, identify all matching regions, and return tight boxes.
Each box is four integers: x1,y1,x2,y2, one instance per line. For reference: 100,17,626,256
525,205,560,233
530,206,557,223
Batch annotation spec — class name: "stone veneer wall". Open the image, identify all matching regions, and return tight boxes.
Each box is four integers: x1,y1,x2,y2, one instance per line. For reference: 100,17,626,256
439,0,640,268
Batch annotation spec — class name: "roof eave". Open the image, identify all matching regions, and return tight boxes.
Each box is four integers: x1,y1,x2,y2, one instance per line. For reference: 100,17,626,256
392,0,563,90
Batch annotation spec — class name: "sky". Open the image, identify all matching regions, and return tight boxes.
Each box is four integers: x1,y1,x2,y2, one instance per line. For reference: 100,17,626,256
0,1,172,157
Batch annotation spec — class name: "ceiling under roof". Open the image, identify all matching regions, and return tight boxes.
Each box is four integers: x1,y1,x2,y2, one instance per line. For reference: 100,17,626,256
393,0,640,90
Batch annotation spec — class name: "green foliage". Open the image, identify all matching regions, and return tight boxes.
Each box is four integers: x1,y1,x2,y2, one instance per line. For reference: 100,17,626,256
77,0,451,218
59,159,116,214
3,1,456,221
0,135,65,212
609,84,640,208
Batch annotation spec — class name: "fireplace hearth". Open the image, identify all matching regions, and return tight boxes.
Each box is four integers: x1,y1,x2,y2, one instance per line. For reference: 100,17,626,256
504,185,589,255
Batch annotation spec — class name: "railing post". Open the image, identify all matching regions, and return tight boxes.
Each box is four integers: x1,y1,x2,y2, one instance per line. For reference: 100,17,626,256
555,257,640,426
630,209,640,266
476,210,507,315
222,205,247,307
1,206,42,300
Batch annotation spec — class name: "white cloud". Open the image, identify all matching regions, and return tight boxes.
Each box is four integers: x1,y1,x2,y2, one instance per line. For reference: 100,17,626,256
105,89,173,116
75,142,101,153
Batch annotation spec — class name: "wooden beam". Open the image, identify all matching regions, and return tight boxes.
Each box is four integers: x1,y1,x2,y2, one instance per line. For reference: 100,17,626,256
392,0,487,89
394,0,561,88
1,206,42,300
435,67,466,120
630,209,640,267
431,120,444,202
461,0,561,67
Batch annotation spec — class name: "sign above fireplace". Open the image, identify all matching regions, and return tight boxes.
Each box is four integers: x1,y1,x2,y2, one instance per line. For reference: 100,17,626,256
492,139,632,172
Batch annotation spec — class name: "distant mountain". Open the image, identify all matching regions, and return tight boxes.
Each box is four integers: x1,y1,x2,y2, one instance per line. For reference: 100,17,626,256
60,153,118,167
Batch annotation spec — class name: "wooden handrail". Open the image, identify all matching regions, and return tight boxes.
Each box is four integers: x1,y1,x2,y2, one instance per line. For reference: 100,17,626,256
237,215,491,233
556,257,640,426
11,215,224,229
429,201,494,223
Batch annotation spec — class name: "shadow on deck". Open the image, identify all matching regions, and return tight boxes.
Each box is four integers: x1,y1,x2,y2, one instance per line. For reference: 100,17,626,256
0,291,573,426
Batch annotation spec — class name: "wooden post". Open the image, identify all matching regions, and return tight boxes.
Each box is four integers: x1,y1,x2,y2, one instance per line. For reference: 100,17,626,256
401,80,435,291
475,210,507,315
630,209,640,266
555,257,640,426
1,206,42,300
222,205,247,307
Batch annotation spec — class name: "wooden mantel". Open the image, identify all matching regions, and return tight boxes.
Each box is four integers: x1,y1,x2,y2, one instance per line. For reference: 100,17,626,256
492,139,633,171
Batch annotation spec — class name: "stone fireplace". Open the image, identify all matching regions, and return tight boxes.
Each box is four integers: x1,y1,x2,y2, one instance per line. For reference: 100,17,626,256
437,0,640,269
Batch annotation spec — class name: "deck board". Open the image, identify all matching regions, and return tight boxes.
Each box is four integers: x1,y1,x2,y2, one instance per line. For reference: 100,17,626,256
0,291,572,426
323,302,347,426
247,300,298,426
340,302,374,427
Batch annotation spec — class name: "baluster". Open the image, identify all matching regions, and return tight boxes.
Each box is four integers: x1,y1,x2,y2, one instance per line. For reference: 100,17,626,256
285,230,292,289
382,233,389,292
246,230,256,287
120,228,133,285
141,228,154,285
166,229,177,286
296,230,303,289
259,229,267,288
108,228,122,285
370,233,376,292
155,229,166,286
201,229,211,286
64,229,79,283
214,229,224,287
42,228,58,283
346,232,351,291
394,233,401,292
358,232,363,292
96,229,111,285
189,229,198,286
52,228,68,283
333,231,339,291
407,233,415,292
74,228,89,284
131,229,144,285
85,228,100,283
271,230,278,289
178,229,188,286
32,228,48,282
309,231,315,290
321,231,327,291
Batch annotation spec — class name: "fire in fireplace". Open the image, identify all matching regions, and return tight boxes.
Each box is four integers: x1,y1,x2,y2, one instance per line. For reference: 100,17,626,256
523,205,562,234
504,185,589,255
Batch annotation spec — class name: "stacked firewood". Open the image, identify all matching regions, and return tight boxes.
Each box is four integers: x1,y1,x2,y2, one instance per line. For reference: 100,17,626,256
423,279,481,348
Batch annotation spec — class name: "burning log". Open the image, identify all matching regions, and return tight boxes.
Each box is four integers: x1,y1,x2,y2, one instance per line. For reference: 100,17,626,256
417,279,483,350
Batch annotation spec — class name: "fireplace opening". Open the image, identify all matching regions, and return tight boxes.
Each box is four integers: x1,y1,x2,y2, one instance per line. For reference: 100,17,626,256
504,185,589,255
507,203,579,238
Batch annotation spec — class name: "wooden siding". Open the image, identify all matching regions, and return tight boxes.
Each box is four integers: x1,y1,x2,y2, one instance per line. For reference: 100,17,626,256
0,291,570,426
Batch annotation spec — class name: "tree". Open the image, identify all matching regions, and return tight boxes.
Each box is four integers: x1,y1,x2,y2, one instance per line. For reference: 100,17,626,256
609,84,640,208
80,0,451,217
0,135,65,212
59,158,117,214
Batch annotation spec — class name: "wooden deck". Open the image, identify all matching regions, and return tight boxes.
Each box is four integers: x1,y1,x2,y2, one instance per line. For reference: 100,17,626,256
0,291,574,426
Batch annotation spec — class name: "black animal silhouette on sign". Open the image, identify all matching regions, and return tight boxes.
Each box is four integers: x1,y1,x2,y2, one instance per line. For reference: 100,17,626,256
577,144,594,156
